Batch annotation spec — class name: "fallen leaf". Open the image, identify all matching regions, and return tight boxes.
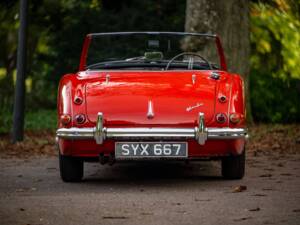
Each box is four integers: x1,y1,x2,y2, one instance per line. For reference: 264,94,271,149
233,185,247,193
280,173,292,176
233,216,252,222
176,210,186,214
16,188,26,192
259,174,272,178
102,216,128,219
263,168,274,171
249,207,260,211
195,198,211,202
271,143,280,149
262,188,273,191
172,202,182,205
46,167,57,170
140,212,153,215
253,194,267,197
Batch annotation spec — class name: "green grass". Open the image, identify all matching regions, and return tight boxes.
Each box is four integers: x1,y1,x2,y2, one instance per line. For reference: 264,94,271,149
25,109,57,131
0,109,57,133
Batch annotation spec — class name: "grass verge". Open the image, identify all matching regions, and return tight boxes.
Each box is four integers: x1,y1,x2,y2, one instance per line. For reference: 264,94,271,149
0,109,56,134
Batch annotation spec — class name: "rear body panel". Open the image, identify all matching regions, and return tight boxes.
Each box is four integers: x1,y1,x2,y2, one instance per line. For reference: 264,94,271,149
57,139,245,158
57,70,246,159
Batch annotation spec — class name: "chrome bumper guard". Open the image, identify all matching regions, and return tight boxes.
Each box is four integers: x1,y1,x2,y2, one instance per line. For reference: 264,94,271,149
56,112,247,145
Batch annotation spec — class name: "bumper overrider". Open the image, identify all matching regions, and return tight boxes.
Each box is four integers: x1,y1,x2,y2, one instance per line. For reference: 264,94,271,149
56,112,247,145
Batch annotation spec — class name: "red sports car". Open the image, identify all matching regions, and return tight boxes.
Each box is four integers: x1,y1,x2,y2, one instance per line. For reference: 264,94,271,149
56,32,247,182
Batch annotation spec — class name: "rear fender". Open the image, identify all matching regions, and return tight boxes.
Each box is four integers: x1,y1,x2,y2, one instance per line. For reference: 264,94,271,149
228,74,246,128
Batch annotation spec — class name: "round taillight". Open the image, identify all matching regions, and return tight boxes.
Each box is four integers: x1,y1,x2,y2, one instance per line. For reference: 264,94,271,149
60,114,71,125
219,95,227,103
74,96,83,105
230,113,241,124
75,114,86,124
216,113,227,123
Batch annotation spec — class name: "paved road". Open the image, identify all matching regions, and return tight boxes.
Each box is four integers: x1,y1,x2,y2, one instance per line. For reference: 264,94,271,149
0,153,299,225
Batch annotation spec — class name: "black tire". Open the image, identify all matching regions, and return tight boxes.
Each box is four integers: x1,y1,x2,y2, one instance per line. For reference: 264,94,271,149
221,149,245,179
59,153,83,182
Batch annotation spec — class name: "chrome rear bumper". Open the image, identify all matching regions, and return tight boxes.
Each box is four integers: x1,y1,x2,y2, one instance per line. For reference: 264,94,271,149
56,113,247,145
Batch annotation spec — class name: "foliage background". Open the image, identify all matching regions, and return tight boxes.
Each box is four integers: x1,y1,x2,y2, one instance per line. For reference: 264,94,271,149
0,0,299,133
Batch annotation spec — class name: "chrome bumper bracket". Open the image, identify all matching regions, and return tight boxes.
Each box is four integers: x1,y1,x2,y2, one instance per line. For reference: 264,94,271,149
94,112,105,144
195,112,208,145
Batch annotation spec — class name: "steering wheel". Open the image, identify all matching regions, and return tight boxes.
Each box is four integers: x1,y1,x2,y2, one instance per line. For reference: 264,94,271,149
165,52,212,70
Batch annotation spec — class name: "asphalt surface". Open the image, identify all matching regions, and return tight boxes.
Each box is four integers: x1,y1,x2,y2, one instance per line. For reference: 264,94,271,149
0,153,300,225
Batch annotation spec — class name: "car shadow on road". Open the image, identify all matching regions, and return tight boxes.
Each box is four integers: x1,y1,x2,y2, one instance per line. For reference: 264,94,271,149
81,161,225,186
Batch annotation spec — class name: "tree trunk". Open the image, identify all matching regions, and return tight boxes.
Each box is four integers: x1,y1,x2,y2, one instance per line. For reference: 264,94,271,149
185,0,252,122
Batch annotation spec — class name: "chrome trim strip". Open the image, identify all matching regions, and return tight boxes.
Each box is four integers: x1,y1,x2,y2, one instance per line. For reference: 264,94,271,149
89,32,217,38
107,128,195,138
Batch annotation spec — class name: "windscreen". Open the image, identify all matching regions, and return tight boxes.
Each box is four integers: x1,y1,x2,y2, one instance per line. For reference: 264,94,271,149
86,33,220,70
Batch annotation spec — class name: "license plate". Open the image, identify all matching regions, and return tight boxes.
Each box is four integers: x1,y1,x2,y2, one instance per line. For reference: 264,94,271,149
115,142,188,159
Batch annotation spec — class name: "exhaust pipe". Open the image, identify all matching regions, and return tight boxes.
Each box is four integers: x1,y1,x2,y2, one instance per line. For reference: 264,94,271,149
99,153,115,165
108,153,115,166
99,153,108,165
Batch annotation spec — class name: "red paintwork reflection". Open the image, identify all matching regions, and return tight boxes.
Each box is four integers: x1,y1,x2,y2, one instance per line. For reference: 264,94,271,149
85,71,218,126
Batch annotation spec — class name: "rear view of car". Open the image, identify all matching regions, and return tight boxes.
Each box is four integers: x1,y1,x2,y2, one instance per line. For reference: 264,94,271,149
56,32,247,182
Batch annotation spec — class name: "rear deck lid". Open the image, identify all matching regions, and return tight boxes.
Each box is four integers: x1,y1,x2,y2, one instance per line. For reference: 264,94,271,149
85,71,217,126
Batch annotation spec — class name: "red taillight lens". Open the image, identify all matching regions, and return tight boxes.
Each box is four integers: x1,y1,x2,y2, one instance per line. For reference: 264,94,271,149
216,113,227,123
60,114,71,125
229,113,241,124
75,114,86,124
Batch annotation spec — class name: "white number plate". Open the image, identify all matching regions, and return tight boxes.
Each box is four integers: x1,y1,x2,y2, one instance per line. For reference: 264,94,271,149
115,142,188,159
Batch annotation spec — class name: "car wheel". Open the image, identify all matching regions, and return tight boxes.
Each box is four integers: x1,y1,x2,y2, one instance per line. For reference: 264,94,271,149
221,149,245,179
59,153,83,182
